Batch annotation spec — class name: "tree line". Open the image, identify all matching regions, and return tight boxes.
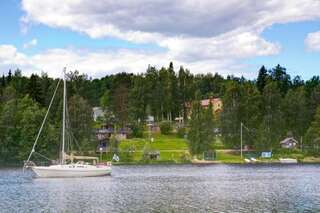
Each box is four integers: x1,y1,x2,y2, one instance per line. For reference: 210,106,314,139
1,63,320,162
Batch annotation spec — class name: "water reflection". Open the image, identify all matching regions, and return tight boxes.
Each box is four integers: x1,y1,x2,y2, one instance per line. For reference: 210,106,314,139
1,164,320,212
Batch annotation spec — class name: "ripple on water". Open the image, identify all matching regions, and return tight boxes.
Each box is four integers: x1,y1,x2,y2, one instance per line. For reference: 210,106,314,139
1,164,320,212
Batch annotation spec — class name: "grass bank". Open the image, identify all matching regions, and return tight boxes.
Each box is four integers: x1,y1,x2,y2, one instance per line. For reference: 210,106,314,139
102,132,191,164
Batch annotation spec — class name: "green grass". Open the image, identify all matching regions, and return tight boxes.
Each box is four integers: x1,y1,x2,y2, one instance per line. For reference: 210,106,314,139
120,133,188,151
215,150,243,163
116,133,189,163
211,137,225,149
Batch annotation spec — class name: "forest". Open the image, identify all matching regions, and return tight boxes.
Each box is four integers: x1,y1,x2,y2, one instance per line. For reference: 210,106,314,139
1,62,320,163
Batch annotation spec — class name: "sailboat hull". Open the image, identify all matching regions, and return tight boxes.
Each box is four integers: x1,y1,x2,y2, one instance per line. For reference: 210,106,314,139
31,164,112,178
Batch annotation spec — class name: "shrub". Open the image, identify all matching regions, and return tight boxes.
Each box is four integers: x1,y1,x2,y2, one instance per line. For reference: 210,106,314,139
177,127,186,138
179,151,191,163
160,121,172,135
131,123,144,138
119,143,136,162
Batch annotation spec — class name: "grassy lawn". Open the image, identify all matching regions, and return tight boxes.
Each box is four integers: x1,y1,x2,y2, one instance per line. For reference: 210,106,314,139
215,150,243,163
120,133,188,151
113,133,248,164
115,133,189,163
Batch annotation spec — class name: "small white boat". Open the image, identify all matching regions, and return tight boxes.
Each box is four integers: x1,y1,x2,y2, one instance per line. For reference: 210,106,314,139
250,157,258,162
244,158,258,163
244,158,251,163
24,68,112,178
279,158,298,164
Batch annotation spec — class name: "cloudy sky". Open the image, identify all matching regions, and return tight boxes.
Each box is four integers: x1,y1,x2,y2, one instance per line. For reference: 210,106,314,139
1,0,320,79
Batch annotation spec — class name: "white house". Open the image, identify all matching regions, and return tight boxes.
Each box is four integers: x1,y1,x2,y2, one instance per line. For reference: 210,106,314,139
280,137,298,149
92,107,104,121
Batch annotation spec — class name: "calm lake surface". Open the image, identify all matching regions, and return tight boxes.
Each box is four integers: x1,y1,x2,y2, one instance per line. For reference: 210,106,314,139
1,164,320,212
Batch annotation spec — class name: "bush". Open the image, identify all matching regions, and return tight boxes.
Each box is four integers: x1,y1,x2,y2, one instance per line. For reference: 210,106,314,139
160,121,172,135
179,151,191,163
119,143,136,162
177,127,186,138
131,123,144,138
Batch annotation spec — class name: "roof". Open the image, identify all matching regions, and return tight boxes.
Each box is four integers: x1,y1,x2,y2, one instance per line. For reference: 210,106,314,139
185,98,222,108
280,137,298,144
201,98,221,106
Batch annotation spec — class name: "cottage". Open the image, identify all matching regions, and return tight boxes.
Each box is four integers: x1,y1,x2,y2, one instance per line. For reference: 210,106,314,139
280,137,298,149
95,124,132,152
185,98,223,119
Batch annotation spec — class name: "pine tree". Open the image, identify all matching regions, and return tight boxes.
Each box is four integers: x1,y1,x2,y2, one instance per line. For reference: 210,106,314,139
270,64,291,95
28,74,43,104
1,75,5,88
7,70,12,83
256,65,268,93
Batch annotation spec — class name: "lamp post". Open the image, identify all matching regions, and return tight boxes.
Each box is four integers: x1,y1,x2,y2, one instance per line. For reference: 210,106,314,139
240,122,243,159
99,147,103,162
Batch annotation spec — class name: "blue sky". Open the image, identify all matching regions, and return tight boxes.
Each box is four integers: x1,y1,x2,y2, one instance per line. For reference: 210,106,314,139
1,0,320,79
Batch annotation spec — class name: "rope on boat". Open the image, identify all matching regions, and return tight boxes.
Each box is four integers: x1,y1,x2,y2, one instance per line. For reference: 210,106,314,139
24,78,62,168
33,151,52,161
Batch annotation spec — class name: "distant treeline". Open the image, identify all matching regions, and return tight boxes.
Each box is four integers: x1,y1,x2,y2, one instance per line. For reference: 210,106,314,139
1,62,320,162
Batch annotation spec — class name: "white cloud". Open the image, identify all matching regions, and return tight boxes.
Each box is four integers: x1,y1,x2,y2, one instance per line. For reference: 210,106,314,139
21,0,320,39
0,45,29,66
23,38,37,49
15,0,320,77
305,31,320,52
0,44,254,78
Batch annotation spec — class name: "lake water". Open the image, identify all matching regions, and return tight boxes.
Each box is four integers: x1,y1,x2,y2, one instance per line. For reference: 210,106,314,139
1,164,320,212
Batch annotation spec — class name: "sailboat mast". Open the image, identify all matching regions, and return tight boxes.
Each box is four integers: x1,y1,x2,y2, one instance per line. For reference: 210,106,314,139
61,68,66,164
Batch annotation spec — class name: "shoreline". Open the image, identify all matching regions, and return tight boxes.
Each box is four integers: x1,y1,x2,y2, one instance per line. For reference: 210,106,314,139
3,157,320,167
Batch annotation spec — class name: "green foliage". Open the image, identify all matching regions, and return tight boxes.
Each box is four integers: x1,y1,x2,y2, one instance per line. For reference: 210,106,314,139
221,82,262,148
2,62,320,163
221,82,242,147
128,75,147,122
131,123,144,138
188,93,215,156
282,87,309,138
0,95,58,162
257,82,284,150
256,65,268,93
160,121,172,135
118,142,135,162
177,127,186,138
100,90,111,110
68,95,93,150
305,106,320,151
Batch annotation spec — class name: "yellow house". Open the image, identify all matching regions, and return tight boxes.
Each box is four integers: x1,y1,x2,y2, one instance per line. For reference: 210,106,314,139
200,98,223,113
185,98,223,119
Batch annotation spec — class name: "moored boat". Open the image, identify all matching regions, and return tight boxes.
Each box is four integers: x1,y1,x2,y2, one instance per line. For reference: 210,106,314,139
24,68,112,178
32,163,111,178
279,158,298,164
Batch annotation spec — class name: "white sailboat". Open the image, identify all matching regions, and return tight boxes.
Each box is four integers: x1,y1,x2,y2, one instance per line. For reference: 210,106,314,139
24,68,111,178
